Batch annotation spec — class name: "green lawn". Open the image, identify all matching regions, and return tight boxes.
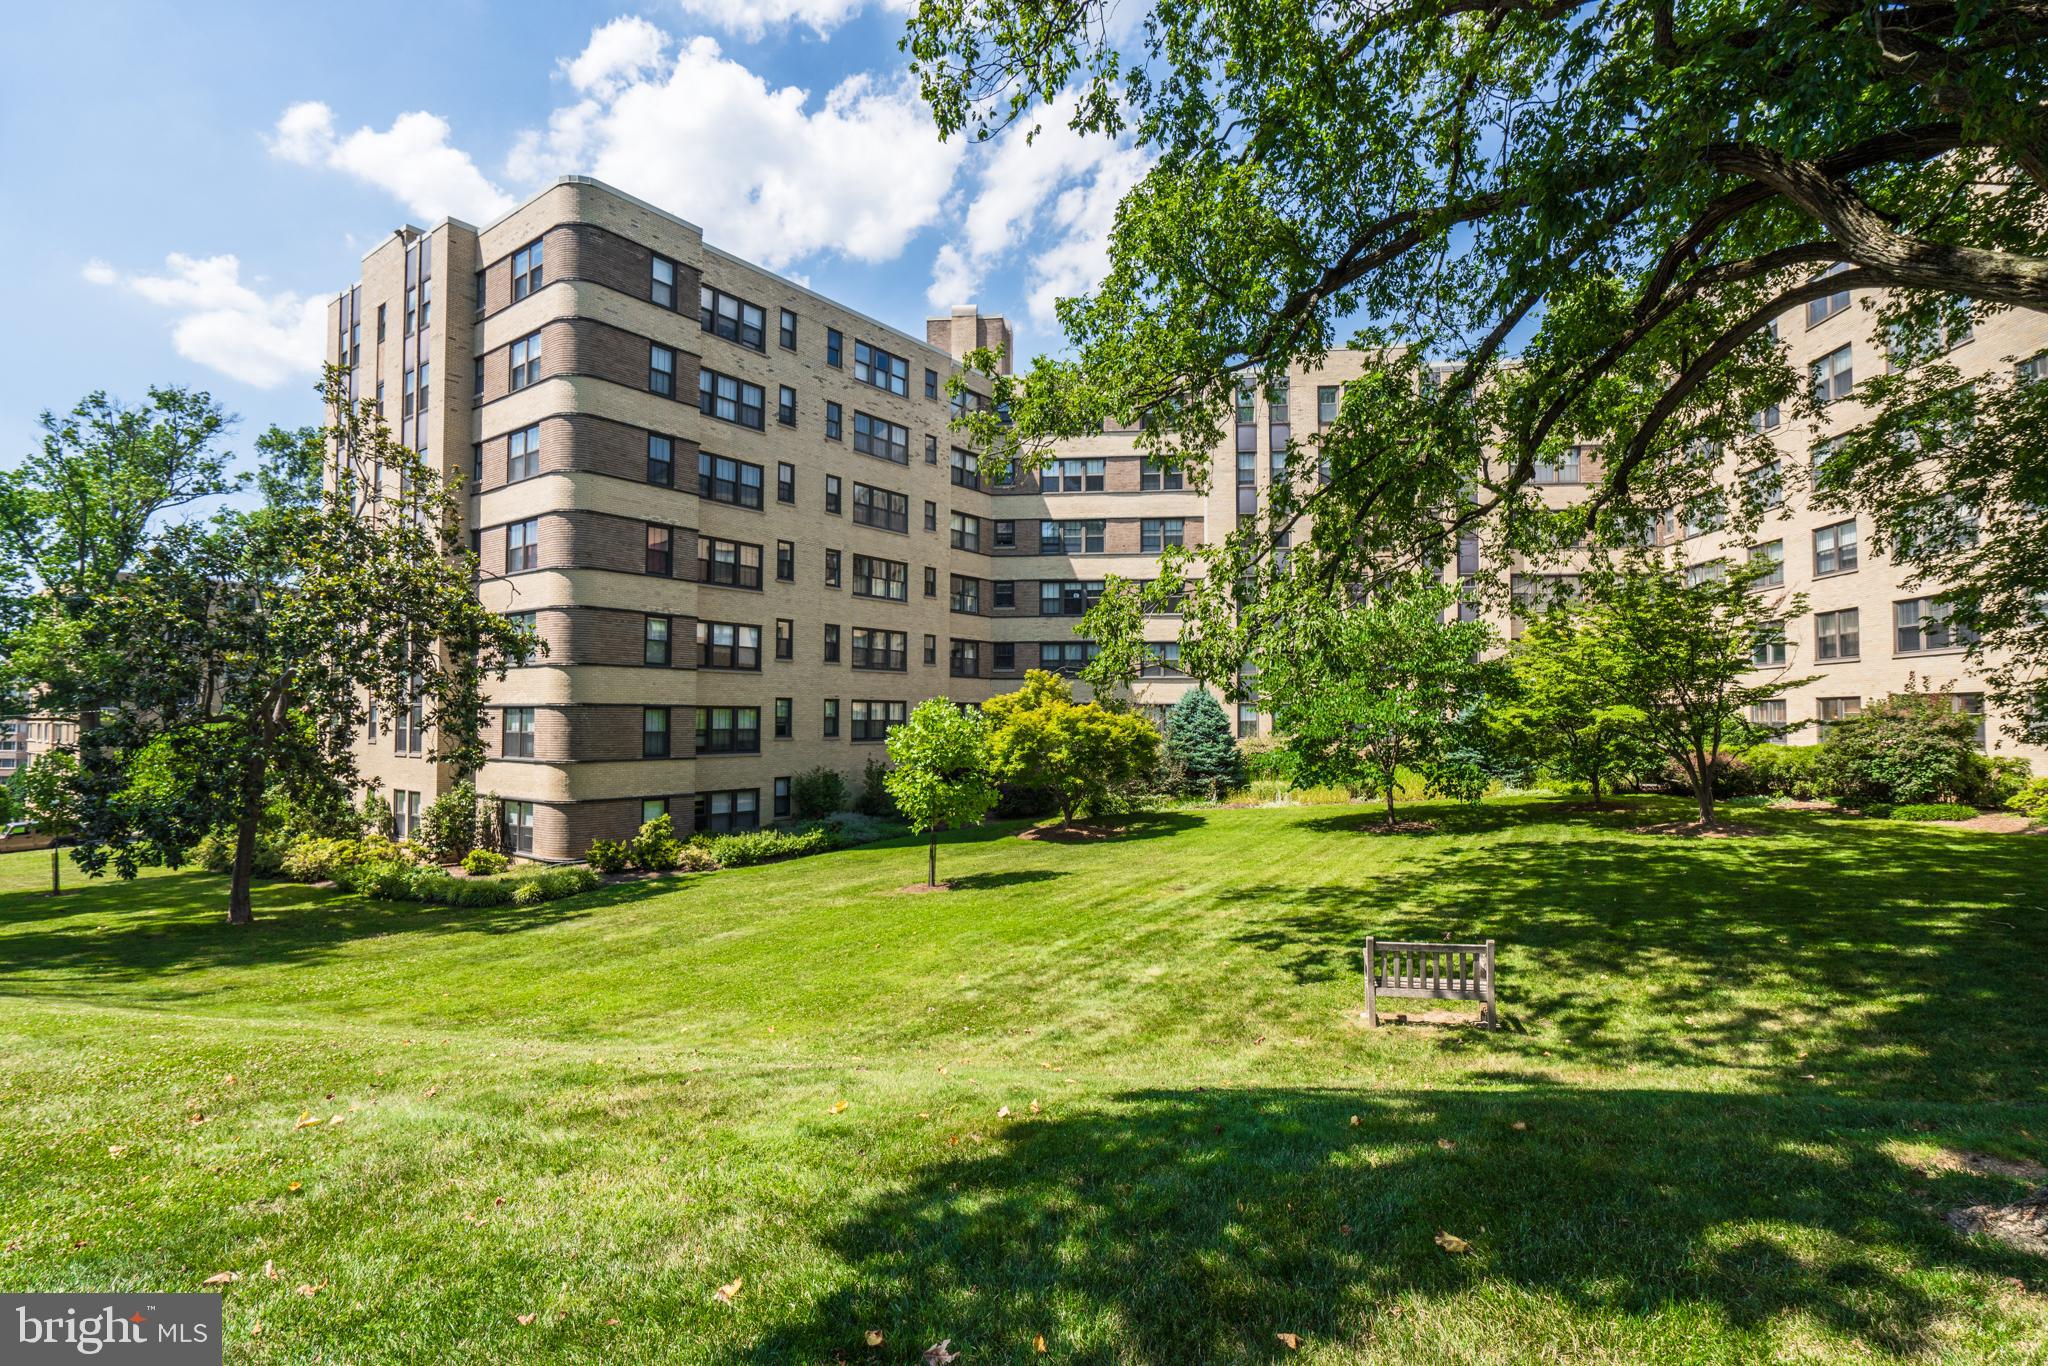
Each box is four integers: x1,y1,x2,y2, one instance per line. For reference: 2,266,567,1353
2,798,2045,1362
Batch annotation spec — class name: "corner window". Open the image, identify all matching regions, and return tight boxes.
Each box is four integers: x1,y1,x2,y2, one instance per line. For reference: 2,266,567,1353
511,238,544,300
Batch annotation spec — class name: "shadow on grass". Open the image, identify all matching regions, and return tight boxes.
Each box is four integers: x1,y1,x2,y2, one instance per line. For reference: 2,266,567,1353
747,1085,2046,1361
943,870,1069,892
1220,802,2048,1104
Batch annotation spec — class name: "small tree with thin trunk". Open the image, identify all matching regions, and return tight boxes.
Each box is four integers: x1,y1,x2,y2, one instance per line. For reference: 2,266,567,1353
1577,554,1810,826
7,751,80,894
884,698,999,887
1495,610,1657,806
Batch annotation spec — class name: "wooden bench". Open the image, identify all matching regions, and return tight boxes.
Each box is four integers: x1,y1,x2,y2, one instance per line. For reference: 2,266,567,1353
1364,937,1497,1028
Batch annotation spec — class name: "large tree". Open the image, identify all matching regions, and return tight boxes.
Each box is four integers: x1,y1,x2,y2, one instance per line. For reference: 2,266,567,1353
984,670,1161,826
1495,610,1657,805
64,371,532,924
910,0,2048,738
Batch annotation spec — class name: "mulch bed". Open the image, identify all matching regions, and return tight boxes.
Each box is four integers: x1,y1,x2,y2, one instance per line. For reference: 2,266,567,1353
1016,824,1125,843
1356,819,1439,836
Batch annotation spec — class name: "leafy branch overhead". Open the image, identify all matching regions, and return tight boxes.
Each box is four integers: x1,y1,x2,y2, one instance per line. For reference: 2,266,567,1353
912,0,2048,737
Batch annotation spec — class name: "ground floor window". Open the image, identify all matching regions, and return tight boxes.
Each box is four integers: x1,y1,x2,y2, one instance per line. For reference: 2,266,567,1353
392,789,422,840
695,789,760,833
641,798,668,827
773,776,791,819
503,800,535,854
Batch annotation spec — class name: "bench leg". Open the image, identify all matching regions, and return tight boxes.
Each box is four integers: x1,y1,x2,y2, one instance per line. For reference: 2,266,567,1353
1364,942,1377,1026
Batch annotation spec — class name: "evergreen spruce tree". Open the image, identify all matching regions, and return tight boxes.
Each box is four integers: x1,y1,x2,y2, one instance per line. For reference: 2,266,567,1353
1163,690,1244,798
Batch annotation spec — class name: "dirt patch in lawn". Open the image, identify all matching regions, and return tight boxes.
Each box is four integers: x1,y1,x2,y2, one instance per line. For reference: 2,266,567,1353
1949,812,2046,834
1633,819,1768,838
1016,824,1124,843
1353,819,1440,835
1918,1147,2048,1183
888,882,953,894
1352,1007,1489,1029
1948,1190,2048,1256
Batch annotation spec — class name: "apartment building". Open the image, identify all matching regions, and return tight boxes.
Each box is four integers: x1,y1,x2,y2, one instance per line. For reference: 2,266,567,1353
0,714,79,781
330,177,2043,859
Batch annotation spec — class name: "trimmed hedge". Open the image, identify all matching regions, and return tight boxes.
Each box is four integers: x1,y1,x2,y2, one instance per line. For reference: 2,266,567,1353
694,826,840,868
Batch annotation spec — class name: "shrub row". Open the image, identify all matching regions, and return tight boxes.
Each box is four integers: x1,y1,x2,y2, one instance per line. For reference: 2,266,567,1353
1887,802,1977,822
585,814,856,875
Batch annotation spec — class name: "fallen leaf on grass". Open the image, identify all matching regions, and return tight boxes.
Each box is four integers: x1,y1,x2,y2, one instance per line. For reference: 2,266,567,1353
1340,1223,1353,1236
293,1113,322,1130
203,1271,239,1285
225,1074,235,1086
1034,1333,1048,1352
1434,1231,1471,1255
189,1113,208,1125
1437,1138,1456,1151
1277,1332,1301,1349
249,1323,262,1337
516,1313,535,1326
713,1277,743,1305
922,1341,958,1365
287,1182,301,1192
107,1145,126,1158
1350,1115,1361,1128
865,1329,884,1347
327,1114,344,1125
830,1100,849,1115
294,1281,324,1298
1029,1100,1041,1115
997,1106,1012,1119
424,1086,437,1098
1510,1121,1528,1131
605,1318,620,1325
264,1260,279,1281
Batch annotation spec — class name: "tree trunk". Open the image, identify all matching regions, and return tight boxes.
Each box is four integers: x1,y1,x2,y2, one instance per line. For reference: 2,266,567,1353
228,795,261,926
1692,746,1715,825
928,832,939,888
1589,769,1603,807
1383,784,1397,825
49,842,61,895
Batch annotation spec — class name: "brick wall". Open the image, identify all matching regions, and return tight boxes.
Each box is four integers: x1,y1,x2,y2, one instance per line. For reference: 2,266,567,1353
473,509,704,580
473,413,701,492
477,316,703,408
477,223,704,326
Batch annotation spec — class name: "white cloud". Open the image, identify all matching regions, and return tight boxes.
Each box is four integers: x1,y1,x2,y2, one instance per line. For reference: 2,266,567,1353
84,254,325,389
510,27,961,269
267,100,514,225
927,97,1149,329
667,0,914,41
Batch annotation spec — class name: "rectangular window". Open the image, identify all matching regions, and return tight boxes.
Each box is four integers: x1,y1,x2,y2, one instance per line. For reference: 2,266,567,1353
1750,699,1788,742
1895,597,1975,654
925,368,939,400
509,331,543,390
699,536,763,589
1317,385,1339,425
511,238,544,300
700,284,766,350
1238,705,1259,739
826,475,843,514
698,452,764,509
775,540,795,582
1752,620,1788,667
651,256,677,310
777,462,796,503
825,402,843,441
923,634,937,666
694,789,761,834
852,412,910,463
1749,540,1785,589
925,500,938,532
501,707,535,759
1532,447,1583,485
1952,693,1987,748
645,524,673,576
1811,344,1854,404
993,581,1015,610
1139,458,1183,492
851,699,907,742
774,698,793,739
1806,266,1850,327
1039,580,1105,616
474,270,486,315
825,548,842,588
642,706,671,759
853,340,910,395
1048,458,1106,493
1039,641,1098,675
775,618,793,659
942,449,982,491
697,620,762,670
1140,641,1185,677
506,518,540,573
647,433,674,487
823,698,840,738
924,566,938,598
823,624,841,663
951,513,983,553
950,639,981,677
503,800,535,854
852,483,910,533
1817,696,1862,736
694,706,761,754
1813,519,1858,575
994,641,1017,672
950,576,982,614
925,434,939,466
852,554,909,601
649,344,676,396
779,308,797,350
826,328,843,368
1815,608,1859,661
1038,520,1105,554
506,423,541,482
777,385,797,427
1141,519,1185,553
993,520,1016,550
851,628,908,671
644,615,671,667
699,368,765,430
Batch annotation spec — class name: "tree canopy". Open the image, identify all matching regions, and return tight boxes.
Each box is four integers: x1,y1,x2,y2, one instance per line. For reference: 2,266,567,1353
885,697,1001,886
910,0,2048,736
984,670,1160,825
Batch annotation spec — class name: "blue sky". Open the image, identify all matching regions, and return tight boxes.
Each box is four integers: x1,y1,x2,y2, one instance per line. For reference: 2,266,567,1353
0,0,1143,476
